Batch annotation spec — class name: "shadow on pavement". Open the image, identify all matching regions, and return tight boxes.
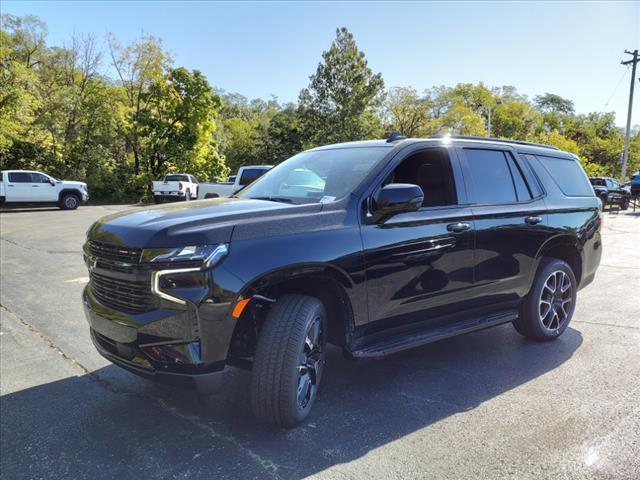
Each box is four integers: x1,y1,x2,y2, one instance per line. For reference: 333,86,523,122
0,207,64,213
1,324,582,479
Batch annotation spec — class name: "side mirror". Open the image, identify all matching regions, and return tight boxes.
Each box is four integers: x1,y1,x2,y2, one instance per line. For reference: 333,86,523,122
372,183,424,222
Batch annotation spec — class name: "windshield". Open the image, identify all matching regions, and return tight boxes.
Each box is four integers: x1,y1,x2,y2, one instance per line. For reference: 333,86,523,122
238,146,390,204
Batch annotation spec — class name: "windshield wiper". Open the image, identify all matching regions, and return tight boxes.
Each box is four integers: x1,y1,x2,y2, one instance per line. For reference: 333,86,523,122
250,196,295,204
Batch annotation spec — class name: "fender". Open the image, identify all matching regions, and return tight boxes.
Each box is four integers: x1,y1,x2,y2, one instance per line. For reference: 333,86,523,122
526,233,583,292
57,188,83,202
237,262,363,339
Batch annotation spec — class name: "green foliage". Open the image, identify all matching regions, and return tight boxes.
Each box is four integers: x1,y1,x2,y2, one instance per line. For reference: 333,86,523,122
299,27,385,146
0,17,230,201
1,14,638,203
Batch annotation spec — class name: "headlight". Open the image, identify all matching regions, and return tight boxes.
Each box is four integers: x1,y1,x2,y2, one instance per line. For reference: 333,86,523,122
148,244,229,305
142,243,228,269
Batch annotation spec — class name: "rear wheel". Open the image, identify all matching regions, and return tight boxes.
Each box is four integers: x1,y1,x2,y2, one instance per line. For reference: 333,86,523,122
184,189,191,201
59,193,79,210
513,258,577,341
154,197,162,204
250,294,327,428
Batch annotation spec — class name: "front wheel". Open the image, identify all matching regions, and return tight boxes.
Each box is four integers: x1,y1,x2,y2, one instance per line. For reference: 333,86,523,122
250,294,327,428
59,193,79,210
513,258,577,341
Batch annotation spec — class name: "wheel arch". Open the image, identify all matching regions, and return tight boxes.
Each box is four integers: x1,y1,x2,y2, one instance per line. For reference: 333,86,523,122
531,235,583,288
58,188,82,203
228,263,357,359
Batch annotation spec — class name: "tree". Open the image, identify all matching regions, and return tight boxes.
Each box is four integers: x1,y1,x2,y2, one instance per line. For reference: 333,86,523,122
385,87,431,137
108,33,170,174
534,93,575,115
261,105,304,164
299,27,385,145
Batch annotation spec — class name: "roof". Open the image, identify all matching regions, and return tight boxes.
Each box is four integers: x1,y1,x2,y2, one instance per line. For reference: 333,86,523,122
308,135,572,157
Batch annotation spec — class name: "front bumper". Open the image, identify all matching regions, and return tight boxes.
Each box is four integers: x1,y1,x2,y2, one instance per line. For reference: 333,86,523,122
82,263,244,393
90,328,228,393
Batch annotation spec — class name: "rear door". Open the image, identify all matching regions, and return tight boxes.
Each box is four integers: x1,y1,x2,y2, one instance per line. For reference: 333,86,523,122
458,146,549,308
6,172,33,201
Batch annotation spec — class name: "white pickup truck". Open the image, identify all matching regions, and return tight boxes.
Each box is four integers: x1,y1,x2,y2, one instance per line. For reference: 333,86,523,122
198,165,271,199
0,170,89,209
151,174,199,203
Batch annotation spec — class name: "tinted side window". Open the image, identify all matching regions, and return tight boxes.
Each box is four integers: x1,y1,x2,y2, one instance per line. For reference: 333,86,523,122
464,149,517,204
506,154,532,201
536,155,593,196
239,168,265,187
515,154,543,197
8,172,31,183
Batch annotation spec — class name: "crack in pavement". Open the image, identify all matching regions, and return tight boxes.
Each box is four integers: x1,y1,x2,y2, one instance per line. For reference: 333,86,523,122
1,238,81,256
598,264,640,270
573,319,639,330
0,304,283,480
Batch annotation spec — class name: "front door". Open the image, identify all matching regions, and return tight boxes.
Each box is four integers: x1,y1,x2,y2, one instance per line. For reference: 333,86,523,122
360,146,475,333
29,172,58,201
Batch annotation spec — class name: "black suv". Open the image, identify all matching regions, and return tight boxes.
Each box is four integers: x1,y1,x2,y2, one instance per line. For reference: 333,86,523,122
589,176,631,210
83,135,602,427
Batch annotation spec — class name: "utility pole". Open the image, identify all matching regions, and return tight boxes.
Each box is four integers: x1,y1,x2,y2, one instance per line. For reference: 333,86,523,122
621,49,639,182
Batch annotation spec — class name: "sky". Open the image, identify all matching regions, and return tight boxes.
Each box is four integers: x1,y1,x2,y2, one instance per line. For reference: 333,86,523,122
3,1,639,126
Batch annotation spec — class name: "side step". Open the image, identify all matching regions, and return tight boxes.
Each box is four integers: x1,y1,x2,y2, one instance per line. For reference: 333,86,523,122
350,310,518,359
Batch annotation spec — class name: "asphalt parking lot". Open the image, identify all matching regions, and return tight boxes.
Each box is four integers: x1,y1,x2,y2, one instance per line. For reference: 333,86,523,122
1,204,639,480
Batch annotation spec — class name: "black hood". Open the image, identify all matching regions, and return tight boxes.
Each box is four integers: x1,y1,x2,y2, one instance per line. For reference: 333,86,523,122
88,197,322,248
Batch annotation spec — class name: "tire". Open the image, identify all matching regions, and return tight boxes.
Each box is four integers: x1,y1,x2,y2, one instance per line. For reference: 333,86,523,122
513,258,577,341
154,197,162,204
184,189,191,201
599,194,608,207
204,193,219,199
250,294,327,428
620,198,629,210
59,193,80,210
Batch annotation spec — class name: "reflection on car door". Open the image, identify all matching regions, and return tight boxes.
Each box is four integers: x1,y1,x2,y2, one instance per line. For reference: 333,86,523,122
458,147,550,308
360,146,475,332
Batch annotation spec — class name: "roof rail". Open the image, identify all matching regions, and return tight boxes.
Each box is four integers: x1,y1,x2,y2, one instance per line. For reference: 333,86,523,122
386,131,407,143
428,134,560,150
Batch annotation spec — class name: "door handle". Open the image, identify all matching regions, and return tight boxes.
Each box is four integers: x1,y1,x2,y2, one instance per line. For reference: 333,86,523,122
447,222,471,233
525,216,542,225
32,185,39,187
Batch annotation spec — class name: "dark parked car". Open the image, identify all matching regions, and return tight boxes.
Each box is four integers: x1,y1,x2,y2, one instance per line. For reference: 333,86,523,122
83,134,602,428
589,176,631,209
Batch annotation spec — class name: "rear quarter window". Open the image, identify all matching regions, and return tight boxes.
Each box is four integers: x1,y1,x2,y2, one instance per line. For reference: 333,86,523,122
535,155,594,196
